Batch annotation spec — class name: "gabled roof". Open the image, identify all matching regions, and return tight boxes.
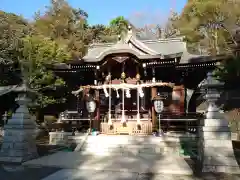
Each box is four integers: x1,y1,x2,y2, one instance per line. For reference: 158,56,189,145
83,24,209,64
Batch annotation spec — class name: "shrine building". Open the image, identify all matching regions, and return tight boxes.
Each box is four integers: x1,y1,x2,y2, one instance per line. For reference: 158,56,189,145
53,25,224,135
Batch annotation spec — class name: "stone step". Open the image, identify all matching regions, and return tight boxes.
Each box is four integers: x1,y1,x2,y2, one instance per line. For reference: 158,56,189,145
82,141,197,147
85,135,197,143
23,152,195,175
82,136,197,148
79,146,198,156
78,135,198,157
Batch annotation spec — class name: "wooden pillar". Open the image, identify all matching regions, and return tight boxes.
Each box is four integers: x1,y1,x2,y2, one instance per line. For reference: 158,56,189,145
93,66,100,131
172,85,185,115
94,89,100,130
151,66,157,131
151,87,157,131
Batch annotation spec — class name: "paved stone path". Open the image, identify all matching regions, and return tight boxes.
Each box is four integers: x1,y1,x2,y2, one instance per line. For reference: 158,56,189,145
0,165,60,180
40,169,240,180
23,152,194,175
41,169,192,180
0,165,239,180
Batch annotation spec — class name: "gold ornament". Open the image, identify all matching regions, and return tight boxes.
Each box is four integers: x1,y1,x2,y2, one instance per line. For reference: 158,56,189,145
121,72,126,80
136,74,141,81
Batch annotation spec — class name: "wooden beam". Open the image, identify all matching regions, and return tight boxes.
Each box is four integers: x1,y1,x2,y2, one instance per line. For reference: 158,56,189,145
151,87,157,131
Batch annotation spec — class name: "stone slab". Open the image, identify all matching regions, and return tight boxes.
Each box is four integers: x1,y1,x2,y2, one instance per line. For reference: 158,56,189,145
85,135,196,145
41,169,139,180
42,169,207,180
203,140,233,148
78,135,197,156
202,165,240,174
0,129,38,163
202,131,231,140
201,118,229,127
203,156,239,166
201,126,230,132
203,147,238,157
23,151,194,175
41,169,197,180
42,169,240,180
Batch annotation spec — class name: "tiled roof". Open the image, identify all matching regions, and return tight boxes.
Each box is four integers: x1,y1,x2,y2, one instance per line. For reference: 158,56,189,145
82,24,212,64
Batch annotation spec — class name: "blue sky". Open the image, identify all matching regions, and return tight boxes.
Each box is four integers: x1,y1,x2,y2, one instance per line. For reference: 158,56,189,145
1,0,187,25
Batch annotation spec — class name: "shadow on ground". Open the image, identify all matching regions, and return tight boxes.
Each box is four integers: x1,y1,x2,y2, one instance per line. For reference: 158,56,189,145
25,135,199,180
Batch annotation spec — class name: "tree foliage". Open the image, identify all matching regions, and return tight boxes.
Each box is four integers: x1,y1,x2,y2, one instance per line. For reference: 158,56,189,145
109,16,129,36
33,0,90,59
21,35,70,108
0,11,31,85
214,57,240,87
176,0,240,87
130,10,180,40
0,11,30,63
176,0,240,54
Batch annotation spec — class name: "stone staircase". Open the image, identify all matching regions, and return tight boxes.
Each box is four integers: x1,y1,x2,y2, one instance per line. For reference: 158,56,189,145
24,134,198,175
72,134,198,157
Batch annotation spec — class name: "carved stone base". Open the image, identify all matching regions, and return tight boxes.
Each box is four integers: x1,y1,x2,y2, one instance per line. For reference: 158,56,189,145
199,118,240,174
0,128,38,163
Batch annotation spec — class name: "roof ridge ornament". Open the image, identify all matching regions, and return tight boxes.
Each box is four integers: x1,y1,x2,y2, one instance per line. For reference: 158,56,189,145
117,24,134,44
128,25,132,34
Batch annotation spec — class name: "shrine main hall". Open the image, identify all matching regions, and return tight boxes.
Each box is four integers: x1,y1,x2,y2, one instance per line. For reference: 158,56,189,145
53,25,223,135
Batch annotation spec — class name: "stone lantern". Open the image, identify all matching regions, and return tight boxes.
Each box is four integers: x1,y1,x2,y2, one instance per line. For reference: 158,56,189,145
0,82,38,163
201,72,224,119
198,72,239,173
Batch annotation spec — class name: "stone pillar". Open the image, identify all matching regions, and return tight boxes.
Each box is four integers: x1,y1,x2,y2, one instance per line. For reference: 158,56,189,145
198,72,239,173
0,89,38,163
151,87,157,131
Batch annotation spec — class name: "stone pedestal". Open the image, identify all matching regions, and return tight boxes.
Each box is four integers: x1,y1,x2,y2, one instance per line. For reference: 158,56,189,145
198,72,240,173
49,132,71,145
0,93,38,163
